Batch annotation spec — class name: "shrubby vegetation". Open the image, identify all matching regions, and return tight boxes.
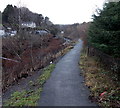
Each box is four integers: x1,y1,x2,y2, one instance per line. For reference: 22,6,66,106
88,2,120,58
80,52,120,108
2,33,65,91
86,2,120,107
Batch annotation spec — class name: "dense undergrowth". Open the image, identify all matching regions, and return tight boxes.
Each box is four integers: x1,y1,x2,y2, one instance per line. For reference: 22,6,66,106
80,51,120,108
2,33,66,91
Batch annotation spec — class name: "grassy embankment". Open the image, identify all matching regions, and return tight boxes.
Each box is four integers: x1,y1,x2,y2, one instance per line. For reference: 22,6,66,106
80,49,120,108
4,64,55,106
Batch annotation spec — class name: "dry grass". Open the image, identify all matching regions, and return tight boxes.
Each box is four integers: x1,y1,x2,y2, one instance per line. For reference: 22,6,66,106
80,51,120,108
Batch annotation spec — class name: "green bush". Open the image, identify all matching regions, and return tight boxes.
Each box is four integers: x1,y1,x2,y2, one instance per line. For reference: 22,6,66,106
88,2,120,58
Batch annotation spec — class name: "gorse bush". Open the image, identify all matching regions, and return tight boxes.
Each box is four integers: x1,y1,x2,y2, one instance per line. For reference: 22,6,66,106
88,2,120,58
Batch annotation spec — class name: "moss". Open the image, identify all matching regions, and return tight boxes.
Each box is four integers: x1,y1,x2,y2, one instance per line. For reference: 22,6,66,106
4,88,42,106
37,64,55,86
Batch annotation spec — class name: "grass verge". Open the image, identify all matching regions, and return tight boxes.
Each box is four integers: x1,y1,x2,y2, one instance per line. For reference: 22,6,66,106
3,64,55,106
80,51,120,108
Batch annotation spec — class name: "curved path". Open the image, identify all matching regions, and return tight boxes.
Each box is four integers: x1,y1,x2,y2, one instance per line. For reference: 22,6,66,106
38,40,97,106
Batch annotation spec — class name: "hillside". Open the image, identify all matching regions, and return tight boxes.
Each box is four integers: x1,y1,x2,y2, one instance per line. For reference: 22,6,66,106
57,22,90,42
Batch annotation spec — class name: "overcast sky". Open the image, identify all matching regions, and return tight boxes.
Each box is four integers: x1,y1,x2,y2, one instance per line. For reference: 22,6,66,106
0,0,105,24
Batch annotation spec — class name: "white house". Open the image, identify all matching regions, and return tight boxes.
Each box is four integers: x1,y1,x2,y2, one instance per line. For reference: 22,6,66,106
0,30,5,36
10,30,17,36
21,22,36,28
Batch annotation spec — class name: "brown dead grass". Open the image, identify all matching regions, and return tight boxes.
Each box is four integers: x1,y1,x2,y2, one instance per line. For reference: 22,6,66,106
80,51,120,108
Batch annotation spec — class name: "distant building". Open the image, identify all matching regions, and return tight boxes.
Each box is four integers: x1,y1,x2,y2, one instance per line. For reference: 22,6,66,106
61,31,64,34
7,27,12,30
10,30,17,36
21,22,36,28
0,30,5,36
35,30,48,36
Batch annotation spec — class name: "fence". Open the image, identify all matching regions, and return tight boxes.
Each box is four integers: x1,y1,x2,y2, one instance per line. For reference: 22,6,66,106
87,45,120,76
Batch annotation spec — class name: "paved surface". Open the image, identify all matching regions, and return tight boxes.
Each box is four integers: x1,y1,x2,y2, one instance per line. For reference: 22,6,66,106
38,40,97,106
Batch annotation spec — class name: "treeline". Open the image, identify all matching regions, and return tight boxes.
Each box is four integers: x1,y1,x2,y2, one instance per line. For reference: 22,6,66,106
88,2,120,58
2,4,58,35
58,22,90,41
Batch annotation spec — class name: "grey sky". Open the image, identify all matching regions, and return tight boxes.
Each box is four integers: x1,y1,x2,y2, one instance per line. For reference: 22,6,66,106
0,0,105,24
